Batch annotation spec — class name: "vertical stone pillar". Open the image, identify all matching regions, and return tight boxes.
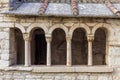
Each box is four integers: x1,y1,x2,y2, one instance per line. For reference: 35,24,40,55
87,35,94,66
23,33,31,66
66,36,72,66
46,35,52,66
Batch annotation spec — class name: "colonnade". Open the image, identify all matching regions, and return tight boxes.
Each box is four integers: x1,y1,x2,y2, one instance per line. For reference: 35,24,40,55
23,33,95,67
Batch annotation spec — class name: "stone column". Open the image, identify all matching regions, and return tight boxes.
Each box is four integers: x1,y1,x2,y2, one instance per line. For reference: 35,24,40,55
46,35,52,66
66,36,72,66
87,35,94,66
23,33,31,66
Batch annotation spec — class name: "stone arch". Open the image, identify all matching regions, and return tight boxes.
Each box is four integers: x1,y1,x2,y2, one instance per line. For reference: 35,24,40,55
30,28,47,65
15,23,26,33
10,27,25,65
48,24,68,36
27,23,48,34
92,23,112,65
51,28,67,65
92,27,107,65
72,28,88,65
92,23,111,40
69,23,91,37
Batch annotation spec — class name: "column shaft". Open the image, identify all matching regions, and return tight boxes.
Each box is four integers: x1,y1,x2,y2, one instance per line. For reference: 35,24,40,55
47,41,51,66
88,41,92,66
66,37,72,66
24,34,31,66
87,35,94,66
46,36,52,66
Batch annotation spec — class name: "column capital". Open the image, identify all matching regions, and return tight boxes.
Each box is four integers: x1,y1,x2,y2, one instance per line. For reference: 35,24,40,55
46,34,52,43
87,35,94,42
23,33,30,41
66,35,72,42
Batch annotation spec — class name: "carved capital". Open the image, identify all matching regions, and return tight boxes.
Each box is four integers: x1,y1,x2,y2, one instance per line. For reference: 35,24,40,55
46,37,52,43
66,36,72,43
23,33,30,41
87,35,94,42
46,34,52,43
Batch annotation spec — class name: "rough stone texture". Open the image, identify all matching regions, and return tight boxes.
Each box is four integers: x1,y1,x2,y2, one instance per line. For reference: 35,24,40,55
0,71,116,80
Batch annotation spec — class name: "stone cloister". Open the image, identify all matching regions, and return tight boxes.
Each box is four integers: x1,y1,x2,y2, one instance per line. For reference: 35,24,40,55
10,23,108,67
0,0,120,80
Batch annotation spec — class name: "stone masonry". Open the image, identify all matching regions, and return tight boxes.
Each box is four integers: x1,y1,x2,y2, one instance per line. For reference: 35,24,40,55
0,0,120,80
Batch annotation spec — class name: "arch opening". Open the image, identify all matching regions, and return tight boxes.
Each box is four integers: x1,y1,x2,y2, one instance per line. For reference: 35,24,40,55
31,28,47,65
10,28,25,65
51,28,67,65
72,28,88,65
93,28,106,65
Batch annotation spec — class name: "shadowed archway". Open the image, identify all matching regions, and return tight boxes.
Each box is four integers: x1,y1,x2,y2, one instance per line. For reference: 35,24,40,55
51,28,67,65
31,28,47,65
72,28,88,65
93,28,107,65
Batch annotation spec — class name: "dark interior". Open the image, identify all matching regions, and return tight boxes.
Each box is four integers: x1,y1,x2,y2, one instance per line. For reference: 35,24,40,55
93,28,106,65
31,29,47,65
51,28,67,65
72,28,88,65
14,28,25,65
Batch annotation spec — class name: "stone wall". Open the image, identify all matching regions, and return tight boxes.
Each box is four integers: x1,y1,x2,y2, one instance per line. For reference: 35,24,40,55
0,27,10,66
0,71,115,80
0,15,119,80
0,0,9,11
0,16,119,80
0,1,120,80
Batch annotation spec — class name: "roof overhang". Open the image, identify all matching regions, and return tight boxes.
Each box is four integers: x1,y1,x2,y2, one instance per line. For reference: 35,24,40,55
1,3,120,18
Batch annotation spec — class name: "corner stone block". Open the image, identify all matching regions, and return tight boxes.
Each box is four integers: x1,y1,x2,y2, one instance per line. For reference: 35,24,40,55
98,76,109,80
1,53,10,60
0,60,10,67
113,57,120,66
0,40,9,50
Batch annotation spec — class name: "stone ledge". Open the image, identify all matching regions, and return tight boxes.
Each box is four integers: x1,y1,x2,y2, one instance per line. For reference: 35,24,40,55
0,66,114,73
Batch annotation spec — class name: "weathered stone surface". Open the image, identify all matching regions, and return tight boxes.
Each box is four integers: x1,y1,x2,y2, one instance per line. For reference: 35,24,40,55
0,40,9,50
0,60,10,67
0,32,9,39
1,53,10,60
98,76,109,80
